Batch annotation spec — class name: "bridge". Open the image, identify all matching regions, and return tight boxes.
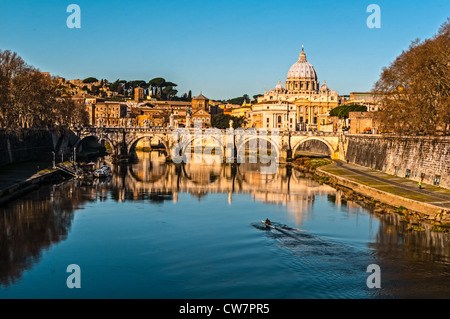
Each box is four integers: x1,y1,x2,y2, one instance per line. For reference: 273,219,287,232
72,126,347,162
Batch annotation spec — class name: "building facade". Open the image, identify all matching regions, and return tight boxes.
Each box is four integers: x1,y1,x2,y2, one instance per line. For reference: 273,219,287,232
87,102,128,126
191,94,211,128
255,47,341,131
134,87,145,102
250,102,297,130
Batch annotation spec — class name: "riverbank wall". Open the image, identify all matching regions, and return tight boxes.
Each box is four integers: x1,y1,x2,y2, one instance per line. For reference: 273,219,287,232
289,158,449,232
345,135,450,190
0,169,66,206
0,129,54,166
0,129,85,166
315,165,443,218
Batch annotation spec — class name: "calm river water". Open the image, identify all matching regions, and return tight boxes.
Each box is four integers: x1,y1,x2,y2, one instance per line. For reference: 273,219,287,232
0,151,449,298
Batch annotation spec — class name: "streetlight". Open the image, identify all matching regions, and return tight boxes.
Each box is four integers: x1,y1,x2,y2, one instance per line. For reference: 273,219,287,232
52,151,56,169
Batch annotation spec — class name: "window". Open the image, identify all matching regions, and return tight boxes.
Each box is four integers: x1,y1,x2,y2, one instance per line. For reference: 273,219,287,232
266,118,270,123
299,117,303,123
434,175,441,186
290,118,293,123
278,116,282,124
313,117,317,124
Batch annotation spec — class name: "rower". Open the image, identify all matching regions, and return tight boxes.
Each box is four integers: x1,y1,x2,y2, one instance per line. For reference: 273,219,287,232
265,218,271,226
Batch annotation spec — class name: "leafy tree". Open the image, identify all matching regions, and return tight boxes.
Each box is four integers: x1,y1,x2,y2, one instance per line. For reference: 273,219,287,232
329,104,367,119
109,79,121,92
211,114,247,129
227,94,249,105
162,86,178,100
83,77,98,83
129,80,148,89
91,85,101,95
149,77,166,96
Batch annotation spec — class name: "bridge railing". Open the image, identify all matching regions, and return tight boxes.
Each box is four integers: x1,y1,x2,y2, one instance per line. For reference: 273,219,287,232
75,125,342,136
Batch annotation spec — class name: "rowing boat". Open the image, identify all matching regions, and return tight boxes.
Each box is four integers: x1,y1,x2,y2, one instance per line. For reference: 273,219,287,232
261,220,275,229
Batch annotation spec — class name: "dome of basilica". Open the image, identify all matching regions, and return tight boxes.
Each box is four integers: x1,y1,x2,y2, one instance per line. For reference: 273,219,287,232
286,47,317,81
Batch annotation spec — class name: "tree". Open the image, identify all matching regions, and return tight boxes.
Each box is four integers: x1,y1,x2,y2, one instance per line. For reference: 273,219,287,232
211,114,247,129
0,50,89,129
162,86,178,100
109,79,121,92
83,77,98,83
374,18,450,135
329,104,367,119
227,94,249,105
253,94,263,101
149,77,166,96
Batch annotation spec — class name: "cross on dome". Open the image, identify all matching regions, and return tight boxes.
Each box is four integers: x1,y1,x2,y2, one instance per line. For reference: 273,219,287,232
299,45,307,62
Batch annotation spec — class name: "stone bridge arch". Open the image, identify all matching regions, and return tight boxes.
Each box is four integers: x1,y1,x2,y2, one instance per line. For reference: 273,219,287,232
291,136,340,159
127,134,170,155
235,134,281,160
74,134,116,153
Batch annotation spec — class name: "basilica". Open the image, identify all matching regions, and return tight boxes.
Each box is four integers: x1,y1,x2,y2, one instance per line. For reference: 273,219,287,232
251,46,342,131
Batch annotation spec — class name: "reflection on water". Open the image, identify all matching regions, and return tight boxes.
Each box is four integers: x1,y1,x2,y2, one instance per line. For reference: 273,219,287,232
0,151,449,298
0,185,76,286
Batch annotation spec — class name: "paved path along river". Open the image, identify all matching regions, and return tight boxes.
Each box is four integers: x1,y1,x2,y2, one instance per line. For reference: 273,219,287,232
320,160,450,212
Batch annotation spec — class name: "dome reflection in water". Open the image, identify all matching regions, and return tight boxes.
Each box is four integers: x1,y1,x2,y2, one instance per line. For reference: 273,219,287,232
0,150,448,298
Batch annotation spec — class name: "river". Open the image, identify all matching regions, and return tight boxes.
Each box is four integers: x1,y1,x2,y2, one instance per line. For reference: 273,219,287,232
0,151,449,298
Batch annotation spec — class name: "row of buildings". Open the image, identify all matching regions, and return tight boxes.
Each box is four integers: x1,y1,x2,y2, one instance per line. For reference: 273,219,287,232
72,47,380,133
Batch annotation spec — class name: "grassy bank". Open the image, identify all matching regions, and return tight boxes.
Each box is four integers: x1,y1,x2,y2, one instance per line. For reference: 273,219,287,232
289,156,450,233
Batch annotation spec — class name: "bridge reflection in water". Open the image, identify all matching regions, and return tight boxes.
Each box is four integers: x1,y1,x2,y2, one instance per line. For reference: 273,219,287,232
90,151,347,227
0,151,449,296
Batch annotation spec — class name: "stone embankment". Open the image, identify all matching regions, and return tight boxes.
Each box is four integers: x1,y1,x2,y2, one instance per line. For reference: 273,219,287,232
0,169,65,206
289,157,450,233
345,135,450,190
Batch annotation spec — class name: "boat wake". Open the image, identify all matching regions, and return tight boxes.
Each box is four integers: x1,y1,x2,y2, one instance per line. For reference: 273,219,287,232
251,221,367,259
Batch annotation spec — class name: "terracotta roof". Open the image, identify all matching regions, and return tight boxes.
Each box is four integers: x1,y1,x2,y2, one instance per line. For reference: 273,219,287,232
193,93,208,100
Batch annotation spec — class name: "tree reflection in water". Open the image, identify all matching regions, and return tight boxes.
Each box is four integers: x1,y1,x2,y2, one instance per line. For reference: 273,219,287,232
0,150,448,294
0,184,76,287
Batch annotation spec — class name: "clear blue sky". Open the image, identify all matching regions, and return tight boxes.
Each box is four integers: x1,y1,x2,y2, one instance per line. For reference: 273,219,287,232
0,0,448,100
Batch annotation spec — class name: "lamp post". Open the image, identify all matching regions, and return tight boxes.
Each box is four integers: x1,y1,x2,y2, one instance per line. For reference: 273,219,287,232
52,151,56,169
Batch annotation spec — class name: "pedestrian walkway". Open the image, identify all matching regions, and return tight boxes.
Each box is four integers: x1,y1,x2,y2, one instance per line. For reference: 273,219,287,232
319,160,450,211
